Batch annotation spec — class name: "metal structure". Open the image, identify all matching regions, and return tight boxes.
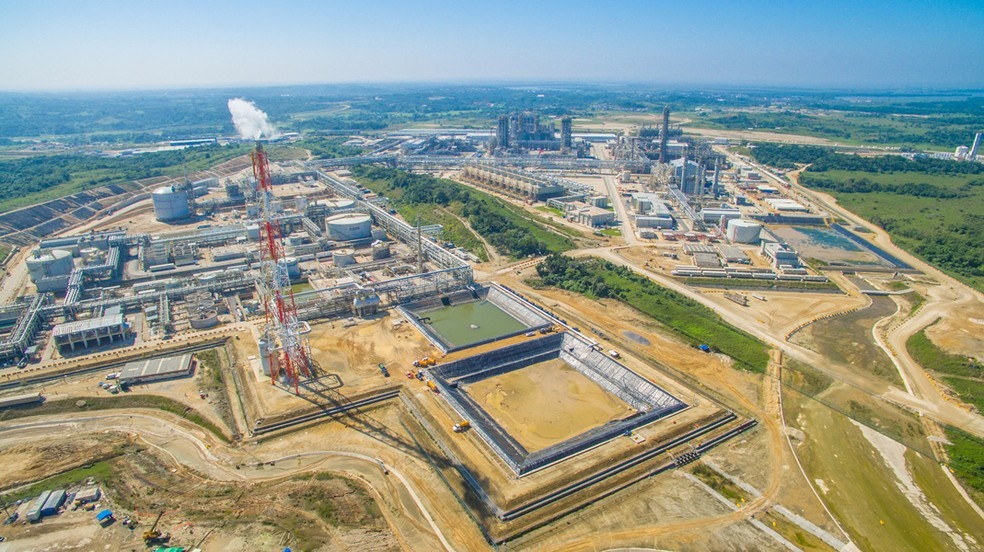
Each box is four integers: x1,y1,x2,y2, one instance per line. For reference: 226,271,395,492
251,143,311,393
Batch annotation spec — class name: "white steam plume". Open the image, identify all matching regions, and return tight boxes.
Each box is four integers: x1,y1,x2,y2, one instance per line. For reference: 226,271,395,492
227,98,277,140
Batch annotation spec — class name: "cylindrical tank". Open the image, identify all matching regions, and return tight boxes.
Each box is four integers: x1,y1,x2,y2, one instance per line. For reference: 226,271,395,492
726,219,762,244
258,336,276,377
152,186,190,221
26,249,74,283
326,214,372,241
371,241,391,260
333,249,356,267
279,257,301,279
319,198,356,212
190,310,220,329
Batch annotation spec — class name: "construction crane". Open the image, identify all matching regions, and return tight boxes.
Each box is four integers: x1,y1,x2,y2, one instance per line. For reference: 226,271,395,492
251,142,312,394
142,510,169,543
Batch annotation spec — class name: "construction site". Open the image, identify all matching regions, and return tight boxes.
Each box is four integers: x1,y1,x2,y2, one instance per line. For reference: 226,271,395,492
0,102,982,552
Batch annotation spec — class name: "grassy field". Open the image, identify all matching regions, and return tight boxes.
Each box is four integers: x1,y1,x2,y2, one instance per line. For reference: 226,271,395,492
533,255,770,372
396,203,489,261
942,426,984,507
690,109,980,150
781,386,981,551
906,325,983,412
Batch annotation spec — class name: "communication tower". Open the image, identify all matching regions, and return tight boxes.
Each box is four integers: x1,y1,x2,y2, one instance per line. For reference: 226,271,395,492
251,142,311,394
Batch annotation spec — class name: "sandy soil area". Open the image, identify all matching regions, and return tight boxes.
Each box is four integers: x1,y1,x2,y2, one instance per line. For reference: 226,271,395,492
465,359,634,451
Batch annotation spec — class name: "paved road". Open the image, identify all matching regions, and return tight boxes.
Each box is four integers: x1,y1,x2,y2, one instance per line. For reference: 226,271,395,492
602,174,640,246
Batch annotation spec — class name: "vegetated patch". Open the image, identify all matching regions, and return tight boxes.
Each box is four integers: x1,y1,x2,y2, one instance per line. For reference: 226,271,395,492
351,165,574,259
690,462,746,503
0,144,250,214
534,254,769,372
681,276,839,291
1,460,118,504
943,426,984,508
0,395,231,443
292,136,364,159
781,359,835,396
750,144,984,291
906,324,983,412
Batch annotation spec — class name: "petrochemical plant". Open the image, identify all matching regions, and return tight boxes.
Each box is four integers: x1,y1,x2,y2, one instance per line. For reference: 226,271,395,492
0,101,942,550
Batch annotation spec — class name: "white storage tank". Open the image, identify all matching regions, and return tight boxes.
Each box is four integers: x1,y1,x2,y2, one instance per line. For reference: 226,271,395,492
326,214,372,241
152,186,191,221
333,249,356,267
320,198,356,212
26,249,74,283
726,219,762,244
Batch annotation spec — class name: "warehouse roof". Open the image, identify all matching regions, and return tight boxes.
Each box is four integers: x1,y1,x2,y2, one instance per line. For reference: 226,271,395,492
119,354,194,382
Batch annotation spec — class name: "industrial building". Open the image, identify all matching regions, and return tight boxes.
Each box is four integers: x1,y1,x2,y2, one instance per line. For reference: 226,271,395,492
118,353,195,384
569,205,615,227
460,164,566,200
761,242,800,268
52,313,129,352
496,111,561,151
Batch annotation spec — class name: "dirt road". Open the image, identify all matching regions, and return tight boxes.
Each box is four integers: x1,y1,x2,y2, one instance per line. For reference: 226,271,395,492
0,411,457,551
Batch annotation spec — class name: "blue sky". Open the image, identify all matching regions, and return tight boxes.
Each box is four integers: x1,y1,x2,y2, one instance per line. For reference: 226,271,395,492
0,0,981,91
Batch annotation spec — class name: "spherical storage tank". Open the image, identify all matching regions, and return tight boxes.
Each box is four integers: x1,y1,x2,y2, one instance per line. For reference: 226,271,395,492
27,249,74,283
726,219,762,244
152,186,190,222
326,214,372,241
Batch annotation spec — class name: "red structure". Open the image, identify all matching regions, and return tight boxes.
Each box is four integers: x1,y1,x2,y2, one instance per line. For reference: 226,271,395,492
251,142,311,393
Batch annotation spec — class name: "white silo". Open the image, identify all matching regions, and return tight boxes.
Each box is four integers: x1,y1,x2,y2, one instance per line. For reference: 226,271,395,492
26,249,75,283
326,214,372,241
726,219,762,244
152,186,191,221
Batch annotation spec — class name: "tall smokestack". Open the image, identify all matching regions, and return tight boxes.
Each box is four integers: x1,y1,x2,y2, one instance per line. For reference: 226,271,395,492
659,106,670,164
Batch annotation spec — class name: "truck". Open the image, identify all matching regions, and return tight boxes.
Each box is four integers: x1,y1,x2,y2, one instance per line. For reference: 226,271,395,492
378,363,389,377
608,350,620,359
698,344,711,353
426,381,439,394
453,420,471,433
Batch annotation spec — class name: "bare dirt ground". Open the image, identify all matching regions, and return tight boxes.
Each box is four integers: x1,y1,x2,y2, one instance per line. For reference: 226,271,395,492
687,126,836,145
465,358,634,451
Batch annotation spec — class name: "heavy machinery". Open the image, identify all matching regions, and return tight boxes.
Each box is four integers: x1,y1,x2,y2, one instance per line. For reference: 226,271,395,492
413,357,435,368
426,380,439,393
453,420,471,432
142,511,170,544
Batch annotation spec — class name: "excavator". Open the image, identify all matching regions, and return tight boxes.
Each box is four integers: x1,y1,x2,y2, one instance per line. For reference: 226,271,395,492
142,510,170,544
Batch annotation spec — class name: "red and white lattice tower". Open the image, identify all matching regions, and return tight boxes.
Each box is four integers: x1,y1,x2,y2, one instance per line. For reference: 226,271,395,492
251,142,311,394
